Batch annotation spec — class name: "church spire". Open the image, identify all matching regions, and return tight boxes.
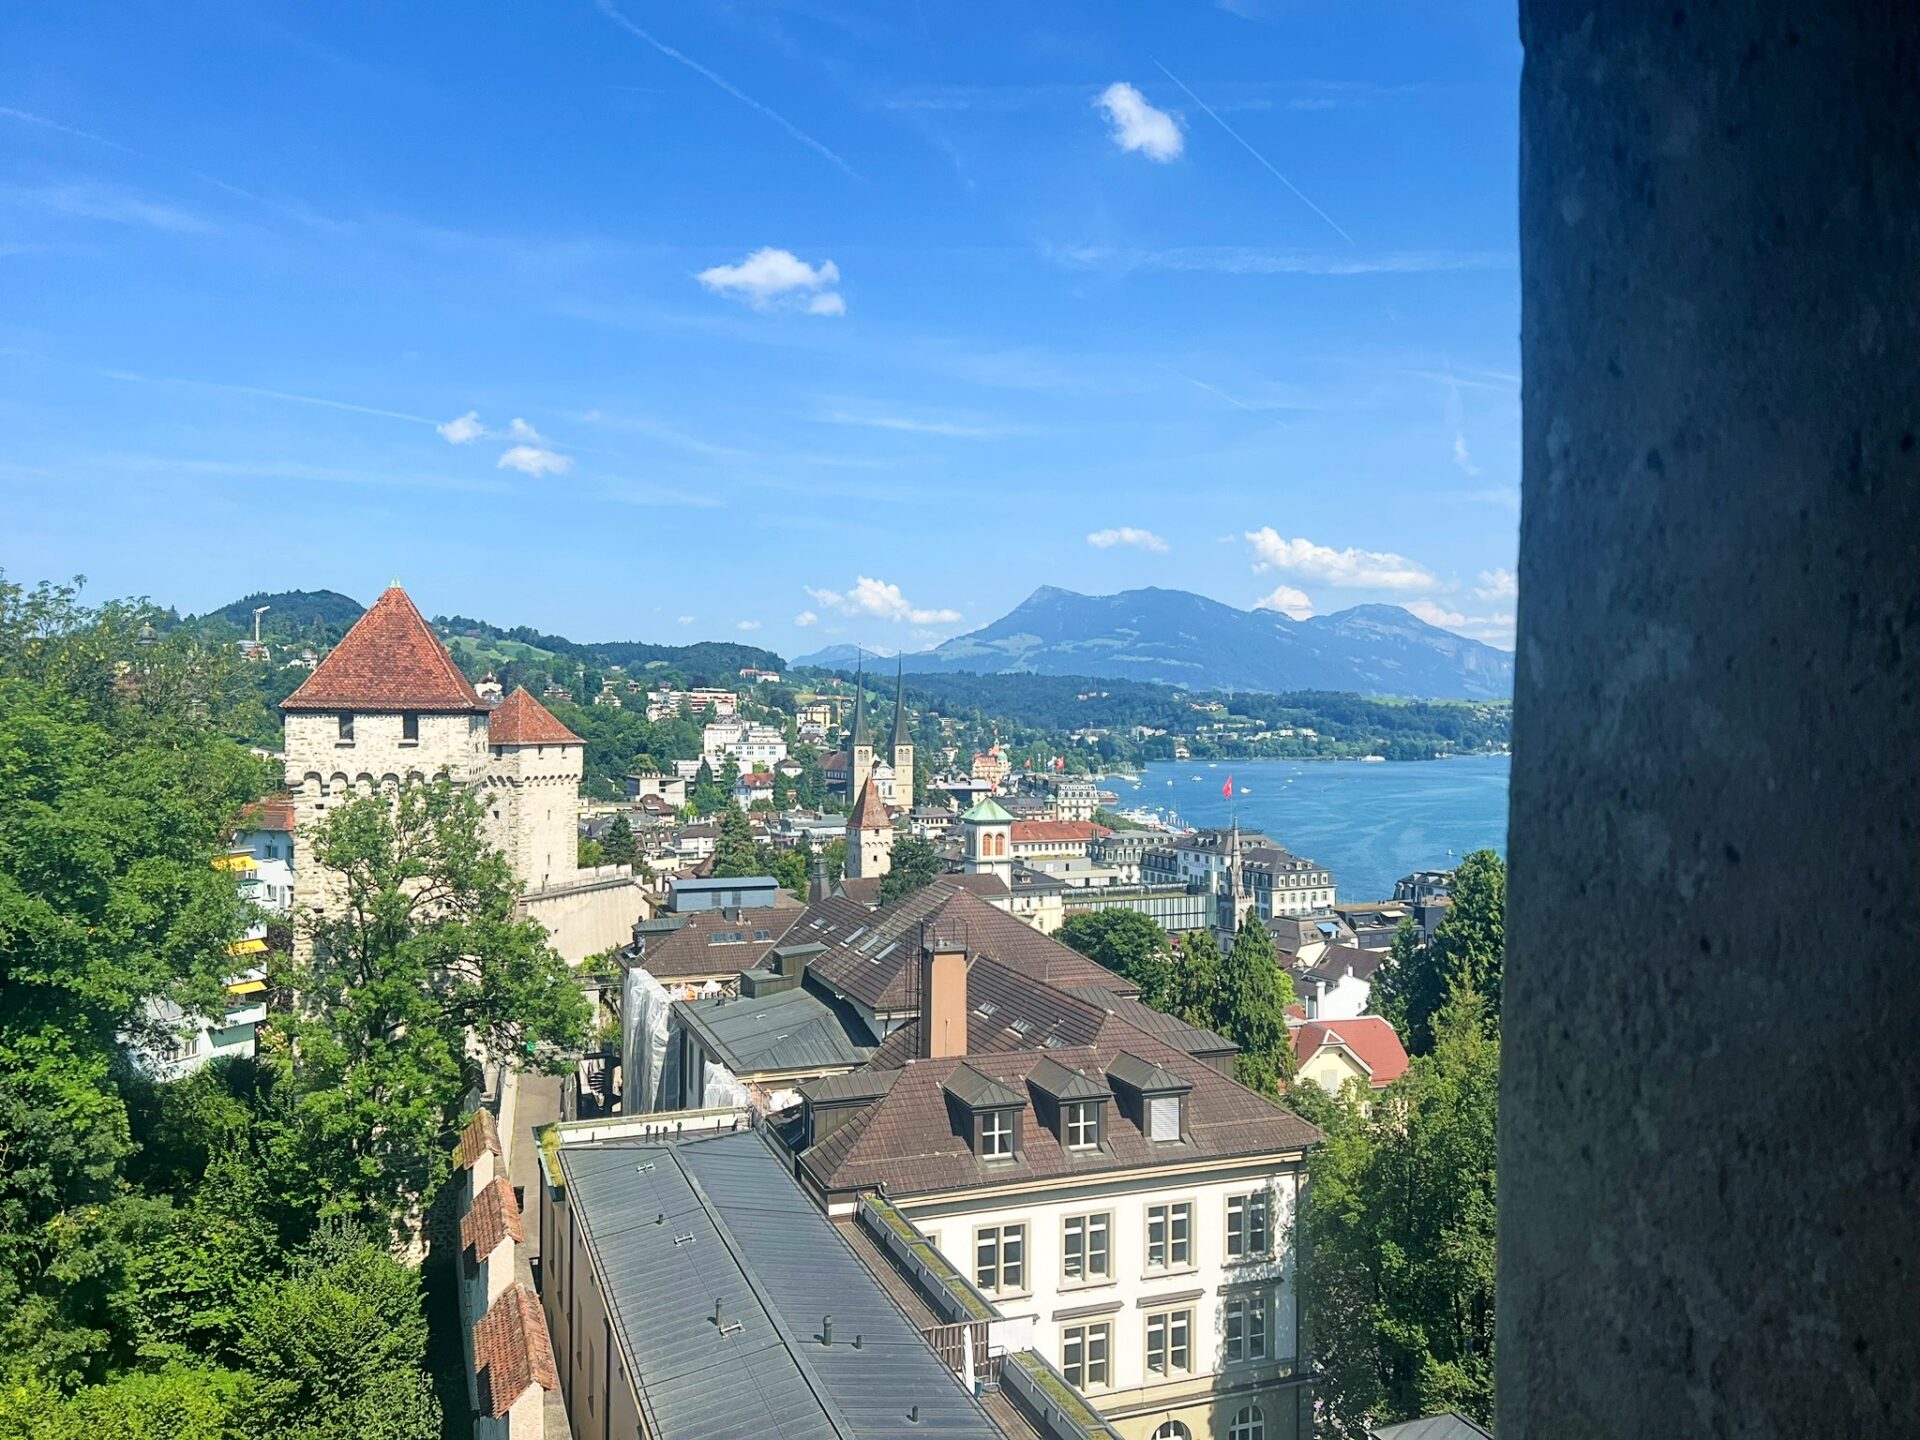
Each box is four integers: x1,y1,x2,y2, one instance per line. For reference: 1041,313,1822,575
888,655,910,754
851,651,872,749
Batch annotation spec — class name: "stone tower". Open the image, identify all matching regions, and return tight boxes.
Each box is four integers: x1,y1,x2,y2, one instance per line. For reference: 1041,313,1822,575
888,656,915,808
958,796,1014,888
484,687,586,893
845,776,894,880
280,585,491,957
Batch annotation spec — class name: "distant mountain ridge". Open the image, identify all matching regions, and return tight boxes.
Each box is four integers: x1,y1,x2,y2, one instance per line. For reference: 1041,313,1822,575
826,586,1512,699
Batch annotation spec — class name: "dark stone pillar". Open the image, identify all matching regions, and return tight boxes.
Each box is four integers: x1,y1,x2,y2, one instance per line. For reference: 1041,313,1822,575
1503,5,1920,1437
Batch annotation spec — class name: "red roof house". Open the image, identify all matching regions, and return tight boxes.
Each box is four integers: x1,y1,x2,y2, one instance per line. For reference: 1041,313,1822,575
1292,1017,1411,1092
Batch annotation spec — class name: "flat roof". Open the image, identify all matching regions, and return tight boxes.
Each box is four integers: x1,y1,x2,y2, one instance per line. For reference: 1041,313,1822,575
559,1129,1015,1440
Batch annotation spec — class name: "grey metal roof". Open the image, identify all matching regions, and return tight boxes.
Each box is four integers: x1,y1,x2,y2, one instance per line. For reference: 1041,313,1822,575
1106,1051,1193,1095
799,1069,902,1107
1026,1056,1110,1103
681,987,874,1075
942,1063,1028,1112
1368,1415,1494,1440
560,1130,1015,1440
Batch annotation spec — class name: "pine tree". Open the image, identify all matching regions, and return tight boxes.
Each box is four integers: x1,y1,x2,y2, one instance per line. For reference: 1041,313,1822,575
1170,930,1224,1031
602,813,635,867
1216,923,1296,1096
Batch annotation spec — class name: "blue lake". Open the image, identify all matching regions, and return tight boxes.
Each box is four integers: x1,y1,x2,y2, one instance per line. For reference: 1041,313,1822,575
1106,754,1510,904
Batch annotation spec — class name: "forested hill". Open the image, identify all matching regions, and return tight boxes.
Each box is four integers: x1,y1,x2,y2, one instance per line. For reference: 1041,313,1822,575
433,614,782,684
194,589,366,646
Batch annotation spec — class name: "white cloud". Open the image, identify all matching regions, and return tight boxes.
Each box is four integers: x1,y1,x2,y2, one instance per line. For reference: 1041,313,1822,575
437,410,488,444
696,246,844,315
1475,567,1518,600
806,576,962,625
1086,526,1169,553
823,411,999,438
497,445,573,478
1096,82,1183,162
1406,598,1516,648
508,416,546,442
736,620,762,631
1244,528,1434,590
1252,584,1314,620
1452,431,1481,476
676,615,697,625
794,610,819,627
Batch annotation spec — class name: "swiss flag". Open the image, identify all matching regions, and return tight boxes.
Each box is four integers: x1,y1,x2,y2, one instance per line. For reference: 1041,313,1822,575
1223,775,1234,798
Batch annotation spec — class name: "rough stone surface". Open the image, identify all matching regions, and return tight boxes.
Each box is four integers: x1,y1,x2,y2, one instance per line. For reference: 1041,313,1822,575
1504,5,1920,1437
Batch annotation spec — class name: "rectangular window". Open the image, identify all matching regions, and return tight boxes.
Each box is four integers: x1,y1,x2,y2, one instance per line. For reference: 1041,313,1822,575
980,1109,1014,1160
401,712,419,742
1148,1095,1181,1142
1225,1293,1269,1364
1061,1321,1111,1389
1064,1101,1100,1151
1145,1308,1193,1377
1145,1203,1192,1270
337,713,354,742
975,1224,1026,1294
1062,1213,1111,1282
1227,1191,1271,1260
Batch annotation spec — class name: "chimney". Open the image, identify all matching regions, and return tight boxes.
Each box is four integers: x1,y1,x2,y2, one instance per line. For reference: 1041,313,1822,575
918,922,969,1060
808,854,832,904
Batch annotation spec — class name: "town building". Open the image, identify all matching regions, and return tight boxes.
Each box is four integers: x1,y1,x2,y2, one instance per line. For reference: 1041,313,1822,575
971,745,1010,791
1394,869,1453,905
280,586,646,963
624,770,688,807
959,796,1015,889
1291,1018,1410,1096
702,718,788,770
1010,819,1111,863
1288,946,1382,1022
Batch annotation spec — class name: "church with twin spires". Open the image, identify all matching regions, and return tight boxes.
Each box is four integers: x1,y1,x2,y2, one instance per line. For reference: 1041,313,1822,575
280,585,647,963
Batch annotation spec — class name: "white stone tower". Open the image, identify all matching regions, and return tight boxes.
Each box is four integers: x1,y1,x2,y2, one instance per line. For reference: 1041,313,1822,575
484,687,586,892
845,776,894,880
958,796,1014,888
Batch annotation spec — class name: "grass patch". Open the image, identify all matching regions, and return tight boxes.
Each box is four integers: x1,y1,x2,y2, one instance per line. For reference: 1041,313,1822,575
536,1123,564,1195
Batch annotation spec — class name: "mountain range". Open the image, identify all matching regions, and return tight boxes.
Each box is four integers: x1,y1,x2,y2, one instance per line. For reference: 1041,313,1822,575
797,587,1512,699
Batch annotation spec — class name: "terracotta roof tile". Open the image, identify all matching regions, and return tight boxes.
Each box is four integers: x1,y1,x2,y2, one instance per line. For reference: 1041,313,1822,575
1293,1017,1410,1088
630,906,804,982
488,686,583,745
1009,820,1111,845
455,1108,503,1170
472,1283,559,1416
236,794,296,834
282,586,483,712
848,777,891,830
460,1176,524,1271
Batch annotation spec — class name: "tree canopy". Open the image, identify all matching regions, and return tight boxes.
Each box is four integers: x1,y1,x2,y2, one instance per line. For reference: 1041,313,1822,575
876,834,944,904
1372,849,1506,1053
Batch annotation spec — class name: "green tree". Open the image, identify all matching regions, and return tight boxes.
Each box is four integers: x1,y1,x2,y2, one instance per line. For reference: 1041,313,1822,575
287,781,588,1235
1215,923,1296,1097
876,834,944,904
602,814,636,867
1168,929,1223,1031
577,836,605,868
1057,911,1176,1010
1300,993,1499,1437
1371,851,1505,1054
709,806,761,878
821,838,847,884
232,1225,440,1440
0,1363,244,1440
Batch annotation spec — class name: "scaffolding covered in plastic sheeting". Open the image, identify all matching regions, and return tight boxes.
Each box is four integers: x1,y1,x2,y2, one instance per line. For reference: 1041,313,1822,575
620,965,673,1114
700,1062,751,1112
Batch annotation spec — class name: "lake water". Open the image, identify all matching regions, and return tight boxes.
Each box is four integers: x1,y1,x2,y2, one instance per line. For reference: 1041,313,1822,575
1107,755,1511,904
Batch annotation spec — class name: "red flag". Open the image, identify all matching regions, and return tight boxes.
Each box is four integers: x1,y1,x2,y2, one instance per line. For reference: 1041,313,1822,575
1223,775,1234,798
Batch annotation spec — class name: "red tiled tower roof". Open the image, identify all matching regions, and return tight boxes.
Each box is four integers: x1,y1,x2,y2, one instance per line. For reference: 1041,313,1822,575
848,776,890,831
488,686,583,745
282,586,483,712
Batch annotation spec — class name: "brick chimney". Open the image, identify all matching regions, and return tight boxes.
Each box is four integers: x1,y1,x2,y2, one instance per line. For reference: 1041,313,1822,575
919,922,969,1060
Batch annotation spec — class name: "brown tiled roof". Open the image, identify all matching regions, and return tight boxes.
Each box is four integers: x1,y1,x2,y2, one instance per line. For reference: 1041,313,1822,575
1293,1017,1409,1088
473,1283,559,1416
796,882,1129,1013
282,586,483,712
460,1176,524,1270
1061,984,1239,1058
1009,820,1110,845
799,1029,1320,1198
488,686,582,745
848,777,891,830
454,1108,503,1170
869,956,1111,1068
630,906,804,982
236,794,295,833
838,876,884,907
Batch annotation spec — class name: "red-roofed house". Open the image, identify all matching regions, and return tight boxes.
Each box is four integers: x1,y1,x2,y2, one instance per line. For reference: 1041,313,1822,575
282,588,649,962
1009,818,1111,861
1292,1017,1411,1095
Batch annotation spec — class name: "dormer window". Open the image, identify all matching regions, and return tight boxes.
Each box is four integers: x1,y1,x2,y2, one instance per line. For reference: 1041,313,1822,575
1148,1094,1183,1142
980,1108,1015,1160
1107,1051,1193,1147
1064,1100,1100,1152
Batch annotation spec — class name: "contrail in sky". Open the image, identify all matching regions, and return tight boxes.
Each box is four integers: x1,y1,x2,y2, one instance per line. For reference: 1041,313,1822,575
595,1,858,179
1151,59,1354,246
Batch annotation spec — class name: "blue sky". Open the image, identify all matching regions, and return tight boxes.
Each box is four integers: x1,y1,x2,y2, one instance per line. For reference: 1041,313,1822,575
1,1,1521,657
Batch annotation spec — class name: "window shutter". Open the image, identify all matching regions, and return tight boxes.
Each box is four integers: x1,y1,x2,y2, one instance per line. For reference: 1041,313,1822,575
1149,1095,1180,1140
